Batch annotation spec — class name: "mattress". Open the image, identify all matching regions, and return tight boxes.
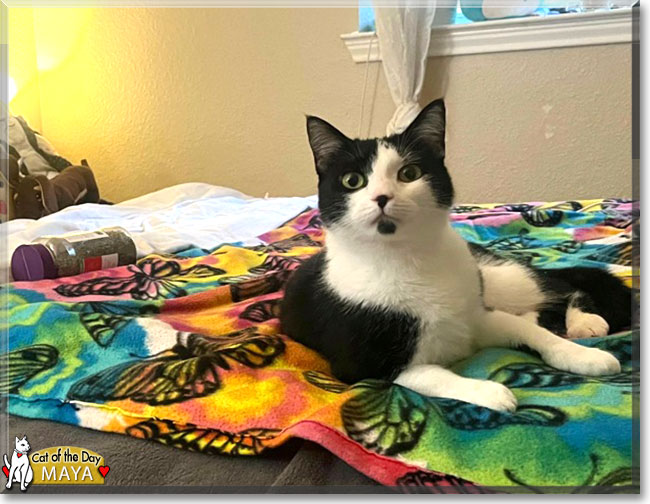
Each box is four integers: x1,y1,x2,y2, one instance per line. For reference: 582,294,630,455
3,183,318,281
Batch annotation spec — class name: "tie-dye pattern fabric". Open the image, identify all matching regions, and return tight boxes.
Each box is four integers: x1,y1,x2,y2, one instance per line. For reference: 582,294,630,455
2,199,638,492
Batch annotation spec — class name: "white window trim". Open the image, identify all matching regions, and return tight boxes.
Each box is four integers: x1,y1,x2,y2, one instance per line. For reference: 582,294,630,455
341,8,635,63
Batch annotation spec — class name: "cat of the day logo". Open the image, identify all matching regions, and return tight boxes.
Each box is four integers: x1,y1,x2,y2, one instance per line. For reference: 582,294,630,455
3,436,109,491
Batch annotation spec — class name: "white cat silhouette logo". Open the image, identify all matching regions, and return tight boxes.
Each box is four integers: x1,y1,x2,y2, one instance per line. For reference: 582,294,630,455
3,435,34,492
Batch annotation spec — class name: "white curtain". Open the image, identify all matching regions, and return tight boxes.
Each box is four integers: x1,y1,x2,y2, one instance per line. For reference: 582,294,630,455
373,1,437,135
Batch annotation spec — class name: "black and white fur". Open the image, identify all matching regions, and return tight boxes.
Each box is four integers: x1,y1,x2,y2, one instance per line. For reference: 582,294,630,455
280,99,629,412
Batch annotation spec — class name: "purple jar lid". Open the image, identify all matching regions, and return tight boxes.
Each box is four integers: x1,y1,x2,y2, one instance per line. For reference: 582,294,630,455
11,244,58,281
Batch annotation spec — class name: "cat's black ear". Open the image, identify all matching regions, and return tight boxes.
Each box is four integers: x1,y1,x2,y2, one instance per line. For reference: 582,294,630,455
400,99,446,157
306,116,350,172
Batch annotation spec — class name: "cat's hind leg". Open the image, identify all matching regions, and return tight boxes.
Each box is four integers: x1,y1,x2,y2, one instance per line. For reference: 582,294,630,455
394,364,517,412
475,309,619,376
565,292,609,339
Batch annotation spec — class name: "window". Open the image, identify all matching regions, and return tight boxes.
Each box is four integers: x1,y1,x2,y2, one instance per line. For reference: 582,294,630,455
359,0,636,32
359,0,471,32
344,1,636,61
359,0,375,32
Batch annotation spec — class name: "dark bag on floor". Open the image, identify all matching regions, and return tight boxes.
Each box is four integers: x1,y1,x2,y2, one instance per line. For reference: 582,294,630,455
14,160,102,219
6,114,110,219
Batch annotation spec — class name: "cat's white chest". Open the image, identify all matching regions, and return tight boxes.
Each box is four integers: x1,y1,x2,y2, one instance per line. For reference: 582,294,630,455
324,230,481,365
12,453,28,466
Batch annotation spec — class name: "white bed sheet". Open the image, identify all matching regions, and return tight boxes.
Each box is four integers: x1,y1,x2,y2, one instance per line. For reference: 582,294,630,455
3,183,318,281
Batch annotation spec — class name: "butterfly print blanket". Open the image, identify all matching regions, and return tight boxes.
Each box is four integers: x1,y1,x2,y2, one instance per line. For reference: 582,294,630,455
2,199,638,492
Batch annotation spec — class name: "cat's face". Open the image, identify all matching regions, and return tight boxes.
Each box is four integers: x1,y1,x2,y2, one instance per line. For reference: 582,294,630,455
306,100,453,243
15,436,30,453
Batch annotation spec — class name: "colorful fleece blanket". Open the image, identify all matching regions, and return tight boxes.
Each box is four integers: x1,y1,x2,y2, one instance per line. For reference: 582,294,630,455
2,199,639,492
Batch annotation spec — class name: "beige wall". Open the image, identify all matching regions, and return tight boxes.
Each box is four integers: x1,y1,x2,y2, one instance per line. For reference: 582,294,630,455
8,7,42,131
9,7,632,204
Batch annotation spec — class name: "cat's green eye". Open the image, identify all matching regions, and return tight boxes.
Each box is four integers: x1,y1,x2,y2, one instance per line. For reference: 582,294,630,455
341,172,367,190
398,165,423,183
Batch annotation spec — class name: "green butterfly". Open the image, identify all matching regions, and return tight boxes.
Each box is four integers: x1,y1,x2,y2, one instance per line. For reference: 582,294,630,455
0,345,59,394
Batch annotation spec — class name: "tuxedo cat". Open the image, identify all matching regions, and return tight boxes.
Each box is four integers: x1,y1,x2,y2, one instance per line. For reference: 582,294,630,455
280,99,630,412
4,436,33,491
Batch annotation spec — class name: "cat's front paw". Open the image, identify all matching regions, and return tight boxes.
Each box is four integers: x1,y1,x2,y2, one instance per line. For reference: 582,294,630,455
544,343,620,376
457,379,517,412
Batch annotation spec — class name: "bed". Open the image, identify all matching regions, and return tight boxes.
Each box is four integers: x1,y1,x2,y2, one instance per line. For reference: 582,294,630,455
2,184,639,493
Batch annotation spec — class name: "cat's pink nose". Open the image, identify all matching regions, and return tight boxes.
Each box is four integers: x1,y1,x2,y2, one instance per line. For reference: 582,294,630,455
374,195,392,209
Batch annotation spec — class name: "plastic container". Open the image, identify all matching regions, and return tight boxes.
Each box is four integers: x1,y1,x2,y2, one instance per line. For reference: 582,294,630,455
11,226,137,281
